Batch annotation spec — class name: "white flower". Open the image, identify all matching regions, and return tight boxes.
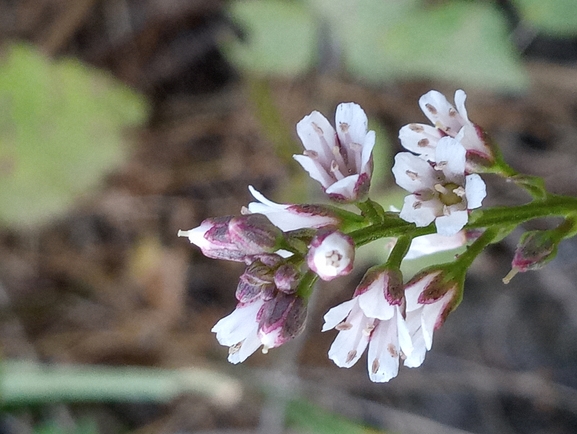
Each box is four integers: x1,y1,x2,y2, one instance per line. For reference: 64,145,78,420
403,270,459,368
392,137,486,236
398,89,493,166
307,230,355,281
211,298,265,364
322,269,412,382
294,103,375,202
404,232,467,260
245,186,340,231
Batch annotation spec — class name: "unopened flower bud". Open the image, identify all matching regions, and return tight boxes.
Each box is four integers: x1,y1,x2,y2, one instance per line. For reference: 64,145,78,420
274,263,301,294
178,216,246,262
258,293,307,352
236,260,276,303
503,230,558,284
307,229,355,281
228,214,285,256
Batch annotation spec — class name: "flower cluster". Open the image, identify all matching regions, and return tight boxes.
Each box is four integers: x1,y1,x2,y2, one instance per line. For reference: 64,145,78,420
178,91,577,382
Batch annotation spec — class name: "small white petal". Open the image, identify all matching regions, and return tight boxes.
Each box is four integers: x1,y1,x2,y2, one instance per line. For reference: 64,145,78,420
436,137,466,181
293,154,334,188
399,195,439,227
335,102,368,148
403,310,427,368
327,305,370,368
405,232,467,260
367,318,400,382
211,300,263,347
296,111,337,164
398,123,442,161
228,331,262,364
357,282,395,321
392,153,438,193
465,174,486,209
453,89,469,122
359,130,376,174
325,174,359,200
419,90,464,134
322,299,357,332
435,210,469,236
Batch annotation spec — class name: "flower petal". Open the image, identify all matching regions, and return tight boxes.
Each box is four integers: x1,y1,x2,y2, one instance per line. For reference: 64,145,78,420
435,137,466,181
322,299,357,331
399,195,439,228
357,281,395,321
465,174,486,209
419,90,464,135
293,154,334,188
392,153,438,193
367,318,400,382
327,305,371,368
435,210,468,236
296,111,337,164
398,123,443,161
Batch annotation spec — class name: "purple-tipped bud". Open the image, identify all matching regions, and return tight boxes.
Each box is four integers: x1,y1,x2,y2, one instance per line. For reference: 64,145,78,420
503,230,558,284
178,216,247,262
354,266,404,306
236,260,276,303
258,293,307,351
274,263,301,294
228,214,284,256
307,229,355,281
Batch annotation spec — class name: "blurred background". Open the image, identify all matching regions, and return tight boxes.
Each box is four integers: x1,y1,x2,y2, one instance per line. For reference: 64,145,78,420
1,0,577,433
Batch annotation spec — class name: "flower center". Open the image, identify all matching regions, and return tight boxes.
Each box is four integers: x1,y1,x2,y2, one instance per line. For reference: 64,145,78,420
436,182,462,206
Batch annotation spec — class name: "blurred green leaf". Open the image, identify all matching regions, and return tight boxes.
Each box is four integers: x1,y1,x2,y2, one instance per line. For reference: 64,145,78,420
0,43,148,227
0,360,241,406
329,0,421,81
287,399,388,434
224,0,317,76
514,0,577,36
370,2,528,91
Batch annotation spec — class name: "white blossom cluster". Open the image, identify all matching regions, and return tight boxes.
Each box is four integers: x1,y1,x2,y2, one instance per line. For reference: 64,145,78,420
179,91,490,382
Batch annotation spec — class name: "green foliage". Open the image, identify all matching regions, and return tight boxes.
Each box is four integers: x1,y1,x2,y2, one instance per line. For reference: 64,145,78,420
0,43,148,227
514,0,577,36
377,2,528,91
224,0,317,76
224,0,528,91
287,399,388,434
0,360,240,405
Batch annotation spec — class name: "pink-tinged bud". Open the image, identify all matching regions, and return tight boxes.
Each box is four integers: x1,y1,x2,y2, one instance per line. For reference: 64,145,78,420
307,229,355,281
258,293,307,352
274,263,301,294
228,214,284,256
236,260,276,303
503,230,558,284
354,266,404,306
178,216,247,262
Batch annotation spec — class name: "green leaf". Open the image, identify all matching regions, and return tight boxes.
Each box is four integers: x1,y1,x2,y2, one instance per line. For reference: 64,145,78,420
346,1,529,92
331,0,421,81
0,361,241,406
287,399,388,434
0,43,148,227
224,0,317,76
514,0,577,36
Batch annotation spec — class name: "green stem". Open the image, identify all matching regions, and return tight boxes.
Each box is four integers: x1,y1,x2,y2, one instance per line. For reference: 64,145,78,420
296,270,318,299
386,235,411,269
350,194,577,246
454,227,499,271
